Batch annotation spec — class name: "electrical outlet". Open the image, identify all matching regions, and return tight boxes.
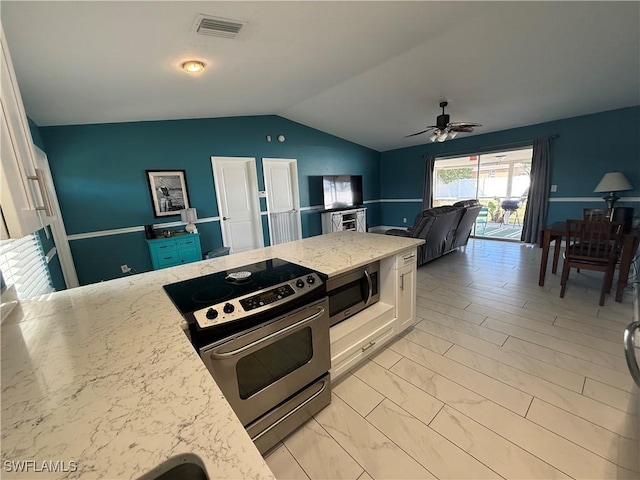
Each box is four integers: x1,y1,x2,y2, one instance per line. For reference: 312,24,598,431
120,264,131,274
403,217,407,224
550,184,557,192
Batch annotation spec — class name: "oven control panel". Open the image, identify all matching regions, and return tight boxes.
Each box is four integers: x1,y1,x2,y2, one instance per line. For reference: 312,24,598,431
193,272,325,329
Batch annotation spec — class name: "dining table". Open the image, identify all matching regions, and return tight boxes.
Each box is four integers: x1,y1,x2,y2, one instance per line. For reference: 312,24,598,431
538,221,640,303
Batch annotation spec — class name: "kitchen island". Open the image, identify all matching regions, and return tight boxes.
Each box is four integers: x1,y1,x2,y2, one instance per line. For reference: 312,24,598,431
1,232,423,479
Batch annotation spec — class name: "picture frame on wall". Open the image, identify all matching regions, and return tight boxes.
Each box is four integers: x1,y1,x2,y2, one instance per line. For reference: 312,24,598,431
146,170,190,217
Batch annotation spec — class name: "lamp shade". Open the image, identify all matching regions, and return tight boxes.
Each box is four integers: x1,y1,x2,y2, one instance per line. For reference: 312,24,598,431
180,208,197,223
593,172,633,193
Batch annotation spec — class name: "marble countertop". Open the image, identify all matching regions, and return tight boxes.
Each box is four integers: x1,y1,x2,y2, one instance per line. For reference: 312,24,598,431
1,232,423,479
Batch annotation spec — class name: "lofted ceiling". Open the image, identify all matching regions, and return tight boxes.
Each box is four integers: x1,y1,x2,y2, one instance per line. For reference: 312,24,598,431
1,1,638,152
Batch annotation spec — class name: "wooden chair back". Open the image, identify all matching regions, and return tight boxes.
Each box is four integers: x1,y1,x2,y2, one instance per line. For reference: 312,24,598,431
565,220,623,265
582,208,610,222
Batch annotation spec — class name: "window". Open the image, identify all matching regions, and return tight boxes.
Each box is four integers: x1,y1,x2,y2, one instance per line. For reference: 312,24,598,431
0,233,53,300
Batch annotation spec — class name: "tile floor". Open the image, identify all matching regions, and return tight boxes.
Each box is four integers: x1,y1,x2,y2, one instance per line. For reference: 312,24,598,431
264,238,639,479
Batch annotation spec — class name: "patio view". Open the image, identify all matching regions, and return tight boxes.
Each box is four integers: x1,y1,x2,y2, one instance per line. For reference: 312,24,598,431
433,147,533,241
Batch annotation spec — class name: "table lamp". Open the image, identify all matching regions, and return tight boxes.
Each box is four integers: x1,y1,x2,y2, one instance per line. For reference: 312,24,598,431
593,172,632,209
180,208,198,233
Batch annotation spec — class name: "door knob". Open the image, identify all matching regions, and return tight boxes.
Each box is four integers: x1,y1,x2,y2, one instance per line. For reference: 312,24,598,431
223,216,229,220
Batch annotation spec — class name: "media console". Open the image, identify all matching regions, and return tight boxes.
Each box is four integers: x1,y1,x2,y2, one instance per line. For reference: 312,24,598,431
321,207,366,234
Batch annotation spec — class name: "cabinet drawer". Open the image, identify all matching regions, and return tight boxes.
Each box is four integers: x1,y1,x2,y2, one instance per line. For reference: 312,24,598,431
156,252,180,268
155,242,177,253
396,248,417,269
331,319,395,380
176,238,197,248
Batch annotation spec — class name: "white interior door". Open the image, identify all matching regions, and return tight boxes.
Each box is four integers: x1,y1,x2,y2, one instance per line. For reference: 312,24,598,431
211,157,263,253
263,158,302,245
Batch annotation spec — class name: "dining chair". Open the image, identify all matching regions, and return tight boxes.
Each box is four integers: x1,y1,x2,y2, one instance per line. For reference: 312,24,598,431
582,208,611,221
559,219,624,306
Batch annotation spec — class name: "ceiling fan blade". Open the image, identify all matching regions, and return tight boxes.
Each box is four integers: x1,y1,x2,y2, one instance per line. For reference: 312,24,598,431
404,126,436,138
450,126,475,133
449,122,482,128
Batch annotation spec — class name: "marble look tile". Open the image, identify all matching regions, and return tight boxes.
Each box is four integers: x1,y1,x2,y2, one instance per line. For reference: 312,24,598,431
389,357,625,479
522,298,599,322
483,318,627,372
417,299,486,325
397,323,453,355
526,399,640,472
366,399,500,479
481,310,624,357
333,374,385,417
583,378,640,414
504,337,638,395
466,301,556,324
446,345,638,439
442,336,585,393
598,307,633,324
416,285,469,310
281,418,363,480
314,395,435,479
553,315,624,340
432,285,526,308
264,444,310,480
351,360,443,425
430,406,568,479
392,334,532,415
415,314,508,346
369,346,403,370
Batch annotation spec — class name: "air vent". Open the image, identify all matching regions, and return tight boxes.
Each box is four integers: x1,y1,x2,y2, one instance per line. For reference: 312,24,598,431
193,14,247,39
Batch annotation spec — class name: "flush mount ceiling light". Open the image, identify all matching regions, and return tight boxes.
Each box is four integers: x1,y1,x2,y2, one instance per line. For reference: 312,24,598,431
182,61,205,74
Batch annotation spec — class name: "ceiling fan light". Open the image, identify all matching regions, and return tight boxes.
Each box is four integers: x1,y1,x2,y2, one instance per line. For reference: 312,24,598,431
437,131,448,142
429,132,438,142
448,130,458,140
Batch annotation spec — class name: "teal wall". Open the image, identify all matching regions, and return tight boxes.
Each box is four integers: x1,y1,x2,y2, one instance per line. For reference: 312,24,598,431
38,115,380,285
32,106,639,286
380,106,640,227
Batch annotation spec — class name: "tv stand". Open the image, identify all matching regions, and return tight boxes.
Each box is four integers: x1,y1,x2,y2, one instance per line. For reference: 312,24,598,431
321,207,366,234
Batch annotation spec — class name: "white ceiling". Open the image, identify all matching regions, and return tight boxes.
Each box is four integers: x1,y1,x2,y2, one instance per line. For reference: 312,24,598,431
2,1,639,152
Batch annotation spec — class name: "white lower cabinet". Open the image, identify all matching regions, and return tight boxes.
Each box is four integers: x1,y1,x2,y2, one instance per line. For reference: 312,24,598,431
329,247,418,381
396,257,418,334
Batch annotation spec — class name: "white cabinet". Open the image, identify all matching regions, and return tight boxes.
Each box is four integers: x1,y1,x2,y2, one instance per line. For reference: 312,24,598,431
329,247,419,382
321,207,366,234
0,26,51,239
395,248,418,333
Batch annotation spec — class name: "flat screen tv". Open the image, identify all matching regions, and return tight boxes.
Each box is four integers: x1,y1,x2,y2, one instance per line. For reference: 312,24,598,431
322,175,363,211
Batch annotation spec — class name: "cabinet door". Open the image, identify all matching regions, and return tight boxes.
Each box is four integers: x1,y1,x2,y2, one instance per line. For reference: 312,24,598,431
356,209,366,232
0,28,50,238
396,263,417,333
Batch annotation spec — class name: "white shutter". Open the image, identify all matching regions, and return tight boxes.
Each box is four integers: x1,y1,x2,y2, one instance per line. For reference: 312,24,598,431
0,233,53,300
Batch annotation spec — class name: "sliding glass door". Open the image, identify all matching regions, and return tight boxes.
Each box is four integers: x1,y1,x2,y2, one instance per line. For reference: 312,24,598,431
433,147,533,240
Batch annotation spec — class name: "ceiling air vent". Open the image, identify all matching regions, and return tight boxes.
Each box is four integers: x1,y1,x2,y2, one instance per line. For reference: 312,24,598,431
193,14,247,39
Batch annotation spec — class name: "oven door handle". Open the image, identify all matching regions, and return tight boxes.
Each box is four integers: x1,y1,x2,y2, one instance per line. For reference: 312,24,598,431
624,320,640,389
364,269,373,306
208,306,326,359
250,377,329,443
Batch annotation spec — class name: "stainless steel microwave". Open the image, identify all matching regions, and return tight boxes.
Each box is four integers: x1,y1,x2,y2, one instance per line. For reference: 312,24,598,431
326,261,379,327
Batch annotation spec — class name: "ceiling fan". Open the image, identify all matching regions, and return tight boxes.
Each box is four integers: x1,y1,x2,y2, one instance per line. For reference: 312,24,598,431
406,101,482,142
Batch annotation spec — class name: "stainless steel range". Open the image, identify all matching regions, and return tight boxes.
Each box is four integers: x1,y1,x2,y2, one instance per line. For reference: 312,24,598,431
163,258,331,454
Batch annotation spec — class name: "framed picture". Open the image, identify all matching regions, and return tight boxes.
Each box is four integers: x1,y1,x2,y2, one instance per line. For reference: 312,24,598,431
146,170,190,217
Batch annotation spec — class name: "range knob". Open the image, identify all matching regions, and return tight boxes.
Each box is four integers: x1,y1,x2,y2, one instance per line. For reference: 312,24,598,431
296,279,305,289
206,308,218,320
223,303,235,314
306,275,315,285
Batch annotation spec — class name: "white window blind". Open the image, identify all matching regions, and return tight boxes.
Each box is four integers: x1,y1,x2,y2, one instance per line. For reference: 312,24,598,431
0,233,53,300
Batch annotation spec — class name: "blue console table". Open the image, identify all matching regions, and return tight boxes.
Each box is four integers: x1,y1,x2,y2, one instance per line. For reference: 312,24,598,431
146,233,202,270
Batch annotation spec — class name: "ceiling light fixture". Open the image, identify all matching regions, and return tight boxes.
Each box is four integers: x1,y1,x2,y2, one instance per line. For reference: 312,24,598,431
182,60,205,74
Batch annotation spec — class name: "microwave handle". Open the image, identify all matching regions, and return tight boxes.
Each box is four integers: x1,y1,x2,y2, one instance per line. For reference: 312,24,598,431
364,269,373,306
